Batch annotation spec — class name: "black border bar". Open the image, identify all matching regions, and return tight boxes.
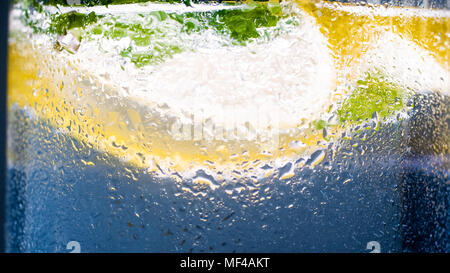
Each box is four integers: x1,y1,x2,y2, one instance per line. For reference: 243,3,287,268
0,0,10,254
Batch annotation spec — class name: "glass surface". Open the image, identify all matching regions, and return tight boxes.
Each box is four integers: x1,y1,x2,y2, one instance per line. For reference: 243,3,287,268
6,0,450,252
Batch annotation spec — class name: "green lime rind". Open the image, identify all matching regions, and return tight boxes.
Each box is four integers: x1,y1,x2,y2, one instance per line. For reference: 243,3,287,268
16,1,296,67
48,3,286,41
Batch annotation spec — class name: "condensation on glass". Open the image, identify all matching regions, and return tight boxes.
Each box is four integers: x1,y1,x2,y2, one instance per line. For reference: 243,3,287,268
6,0,450,252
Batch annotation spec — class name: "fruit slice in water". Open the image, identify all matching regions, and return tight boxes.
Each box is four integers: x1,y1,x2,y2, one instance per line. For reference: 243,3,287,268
8,0,450,179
